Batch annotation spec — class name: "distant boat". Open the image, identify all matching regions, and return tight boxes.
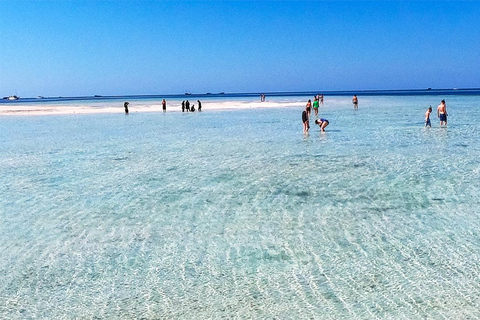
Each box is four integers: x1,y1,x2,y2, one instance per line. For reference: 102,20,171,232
36,96,44,99
426,88,432,90
94,95,102,97
4,95,19,100
185,92,192,96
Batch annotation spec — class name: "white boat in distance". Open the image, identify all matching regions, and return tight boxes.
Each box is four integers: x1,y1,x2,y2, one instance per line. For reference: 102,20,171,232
2,95,19,100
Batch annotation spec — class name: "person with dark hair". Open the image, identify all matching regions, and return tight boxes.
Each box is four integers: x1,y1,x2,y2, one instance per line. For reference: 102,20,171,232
437,99,448,126
162,99,166,112
425,106,432,127
315,118,329,132
352,95,358,109
190,104,195,112
313,96,319,116
306,99,312,117
197,100,202,111
185,100,190,112
182,101,185,112
302,107,309,133
124,102,129,114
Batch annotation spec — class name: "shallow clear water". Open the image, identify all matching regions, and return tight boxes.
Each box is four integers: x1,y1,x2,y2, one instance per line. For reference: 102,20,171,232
1,95,480,319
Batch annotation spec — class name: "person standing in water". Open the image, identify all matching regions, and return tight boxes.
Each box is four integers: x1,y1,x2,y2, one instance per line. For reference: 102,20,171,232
306,99,312,117
182,101,185,112
302,106,310,133
352,95,358,109
185,100,190,112
320,94,324,105
124,102,129,114
313,96,320,116
425,106,432,127
162,99,166,112
197,100,202,111
437,99,448,126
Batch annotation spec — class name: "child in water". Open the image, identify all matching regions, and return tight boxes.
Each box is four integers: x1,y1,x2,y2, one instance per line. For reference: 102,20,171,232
425,106,432,127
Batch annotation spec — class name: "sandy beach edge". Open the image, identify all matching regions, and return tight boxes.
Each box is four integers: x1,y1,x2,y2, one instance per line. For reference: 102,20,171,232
0,100,306,116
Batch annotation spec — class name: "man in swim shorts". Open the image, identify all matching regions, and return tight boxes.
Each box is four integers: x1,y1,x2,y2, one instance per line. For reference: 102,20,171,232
352,95,358,109
124,102,129,114
437,100,448,126
425,106,432,127
315,118,329,132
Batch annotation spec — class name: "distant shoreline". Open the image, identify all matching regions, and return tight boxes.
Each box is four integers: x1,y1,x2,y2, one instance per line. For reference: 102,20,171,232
1,90,479,117
2,88,480,104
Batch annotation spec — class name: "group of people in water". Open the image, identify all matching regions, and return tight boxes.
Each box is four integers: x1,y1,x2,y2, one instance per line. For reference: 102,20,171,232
425,99,448,127
302,94,449,133
123,99,202,114
302,94,328,133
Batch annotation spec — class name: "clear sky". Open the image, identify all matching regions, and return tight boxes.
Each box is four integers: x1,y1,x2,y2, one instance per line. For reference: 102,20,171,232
1,1,479,97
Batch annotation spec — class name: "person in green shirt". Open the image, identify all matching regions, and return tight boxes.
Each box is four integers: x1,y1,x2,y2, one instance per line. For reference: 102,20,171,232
313,96,320,116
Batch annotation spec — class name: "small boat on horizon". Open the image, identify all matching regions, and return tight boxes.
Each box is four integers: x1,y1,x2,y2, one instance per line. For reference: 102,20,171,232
3,95,19,100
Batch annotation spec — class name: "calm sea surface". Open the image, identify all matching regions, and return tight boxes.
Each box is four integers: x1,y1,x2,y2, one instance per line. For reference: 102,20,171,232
1,94,480,319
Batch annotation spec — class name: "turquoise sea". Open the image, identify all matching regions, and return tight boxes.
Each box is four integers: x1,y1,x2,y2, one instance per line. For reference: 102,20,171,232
1,94,480,319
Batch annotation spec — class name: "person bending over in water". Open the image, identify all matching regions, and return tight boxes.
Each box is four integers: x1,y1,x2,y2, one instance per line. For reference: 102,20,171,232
124,102,129,114
315,118,329,132
425,106,432,127
302,108,309,133
437,99,448,126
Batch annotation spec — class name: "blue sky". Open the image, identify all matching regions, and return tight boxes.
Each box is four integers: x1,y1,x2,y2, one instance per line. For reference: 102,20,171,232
1,1,479,97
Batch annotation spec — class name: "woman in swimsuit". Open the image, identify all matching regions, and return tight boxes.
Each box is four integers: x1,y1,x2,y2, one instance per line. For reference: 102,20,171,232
306,99,312,116
315,118,329,132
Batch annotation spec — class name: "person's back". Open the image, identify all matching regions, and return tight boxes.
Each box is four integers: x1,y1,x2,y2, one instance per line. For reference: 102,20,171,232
437,100,448,125
425,106,432,127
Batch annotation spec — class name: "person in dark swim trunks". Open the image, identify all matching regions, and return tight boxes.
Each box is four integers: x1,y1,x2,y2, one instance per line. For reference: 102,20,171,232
437,100,448,125
315,118,329,132
352,95,358,109
124,102,129,114
425,106,432,127
162,99,166,112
